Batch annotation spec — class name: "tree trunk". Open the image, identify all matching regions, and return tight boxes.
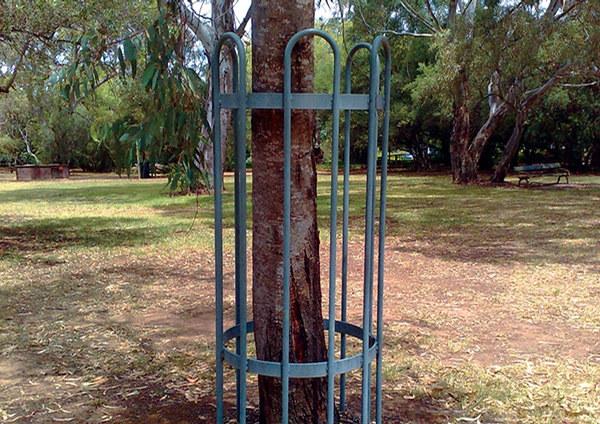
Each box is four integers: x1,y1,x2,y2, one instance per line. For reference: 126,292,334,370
450,69,478,184
411,134,431,171
468,101,509,164
251,1,329,423
197,0,234,191
491,111,524,183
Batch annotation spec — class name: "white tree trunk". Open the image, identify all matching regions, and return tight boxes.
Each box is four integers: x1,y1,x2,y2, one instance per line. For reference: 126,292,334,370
169,0,237,191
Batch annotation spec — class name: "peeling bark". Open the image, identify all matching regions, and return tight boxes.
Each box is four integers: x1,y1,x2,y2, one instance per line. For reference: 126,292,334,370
469,101,509,164
450,70,478,184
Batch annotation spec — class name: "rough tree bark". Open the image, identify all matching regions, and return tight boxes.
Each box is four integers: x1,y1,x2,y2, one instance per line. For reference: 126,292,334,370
447,0,480,184
450,78,515,183
450,69,478,184
491,111,524,182
251,1,330,423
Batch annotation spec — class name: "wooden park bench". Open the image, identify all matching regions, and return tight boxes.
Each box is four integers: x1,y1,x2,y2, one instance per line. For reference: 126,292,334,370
513,163,570,186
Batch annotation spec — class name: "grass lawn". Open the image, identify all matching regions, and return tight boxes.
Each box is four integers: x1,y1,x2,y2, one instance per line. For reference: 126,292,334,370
0,169,599,423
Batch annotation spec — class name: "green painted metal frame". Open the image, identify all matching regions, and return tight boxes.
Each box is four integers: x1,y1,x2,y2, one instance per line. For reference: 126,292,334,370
213,29,391,423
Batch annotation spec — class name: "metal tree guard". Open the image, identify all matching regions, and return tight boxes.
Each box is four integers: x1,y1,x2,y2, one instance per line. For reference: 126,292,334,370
212,29,391,424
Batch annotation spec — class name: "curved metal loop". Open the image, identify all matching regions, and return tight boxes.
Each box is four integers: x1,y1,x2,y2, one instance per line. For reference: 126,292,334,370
341,40,372,413
282,28,343,424
364,34,392,424
344,42,372,93
212,31,248,424
211,32,247,96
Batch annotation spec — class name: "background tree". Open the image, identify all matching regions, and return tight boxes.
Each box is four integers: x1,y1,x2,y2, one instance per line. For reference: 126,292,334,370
165,0,240,189
523,85,600,171
489,1,600,182
345,1,448,169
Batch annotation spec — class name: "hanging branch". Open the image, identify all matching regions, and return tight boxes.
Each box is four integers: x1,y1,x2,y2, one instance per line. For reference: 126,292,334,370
396,0,438,34
424,0,442,32
356,4,434,38
0,39,30,93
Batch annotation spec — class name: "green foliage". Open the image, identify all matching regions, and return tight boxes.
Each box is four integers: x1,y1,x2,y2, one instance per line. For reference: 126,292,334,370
343,2,452,168
524,85,600,171
68,3,209,192
0,87,112,170
0,135,22,165
1,0,158,172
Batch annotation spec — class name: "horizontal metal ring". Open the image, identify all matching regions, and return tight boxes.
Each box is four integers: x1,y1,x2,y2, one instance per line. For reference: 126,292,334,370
221,319,377,378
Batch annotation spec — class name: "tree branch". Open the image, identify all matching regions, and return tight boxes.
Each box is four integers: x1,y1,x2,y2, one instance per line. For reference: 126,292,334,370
559,81,598,87
545,0,562,18
19,126,40,164
236,4,252,37
70,71,118,109
0,39,30,93
448,0,457,30
521,64,571,110
164,0,215,52
553,0,585,21
425,0,442,32
396,0,438,34
380,30,434,38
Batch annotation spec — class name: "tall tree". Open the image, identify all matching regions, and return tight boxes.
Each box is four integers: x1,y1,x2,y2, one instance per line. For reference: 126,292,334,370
252,1,330,422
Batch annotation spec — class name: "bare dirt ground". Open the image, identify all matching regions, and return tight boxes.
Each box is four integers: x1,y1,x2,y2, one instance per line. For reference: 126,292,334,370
2,233,598,423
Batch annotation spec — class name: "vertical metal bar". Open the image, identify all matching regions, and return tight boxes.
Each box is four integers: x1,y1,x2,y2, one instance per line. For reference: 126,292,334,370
373,36,391,424
342,43,371,412
362,39,382,424
282,35,294,424
213,33,248,424
237,54,249,424
341,95,350,413
325,33,341,424
230,34,249,424
212,37,225,424
284,29,344,424
232,45,242,422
